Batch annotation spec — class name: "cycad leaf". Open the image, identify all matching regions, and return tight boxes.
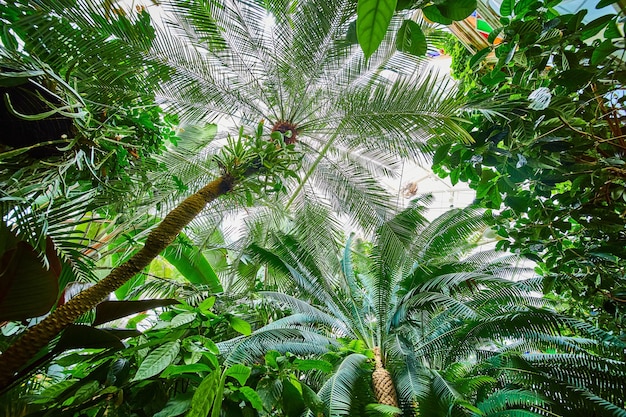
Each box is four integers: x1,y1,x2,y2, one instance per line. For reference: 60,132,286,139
357,0,398,58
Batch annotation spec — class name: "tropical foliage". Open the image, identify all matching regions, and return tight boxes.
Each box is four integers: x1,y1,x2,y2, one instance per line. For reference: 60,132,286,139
432,0,626,331
1,0,625,416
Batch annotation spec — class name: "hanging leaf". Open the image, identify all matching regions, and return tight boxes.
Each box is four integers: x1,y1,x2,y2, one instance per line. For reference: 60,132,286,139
469,47,491,69
422,5,453,25
596,0,618,8
132,340,180,381
228,315,252,335
357,0,398,58
224,364,251,385
0,235,59,321
396,19,427,56
499,0,514,16
437,0,477,21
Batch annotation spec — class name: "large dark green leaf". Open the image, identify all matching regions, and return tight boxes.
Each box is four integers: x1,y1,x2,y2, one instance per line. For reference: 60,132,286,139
54,325,125,352
396,19,427,56
357,0,398,58
437,0,477,21
93,299,179,326
422,5,453,25
0,235,59,321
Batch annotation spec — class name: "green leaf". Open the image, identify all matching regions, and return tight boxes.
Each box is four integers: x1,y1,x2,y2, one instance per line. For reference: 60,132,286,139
469,47,491,69
437,0,477,21
154,397,192,417
224,364,251,385
238,386,264,411
481,70,506,86
162,363,212,377
591,39,617,65
93,299,179,326
171,312,197,328
198,296,216,314
499,0,514,16
133,341,181,381
596,0,618,8
357,0,398,58
228,315,252,335
396,19,427,56
581,14,614,40
604,19,621,39
187,371,220,417
513,0,537,16
162,244,222,292
422,5,453,25
293,359,333,372
0,235,59,321
54,325,125,352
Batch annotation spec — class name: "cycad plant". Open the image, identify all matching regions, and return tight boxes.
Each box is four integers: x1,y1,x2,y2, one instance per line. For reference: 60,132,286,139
220,202,626,416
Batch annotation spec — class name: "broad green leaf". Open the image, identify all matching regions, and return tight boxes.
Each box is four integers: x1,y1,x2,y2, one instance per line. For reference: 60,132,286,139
228,315,252,335
224,364,251,386
198,296,216,314
238,386,264,411
422,5,453,25
396,20,427,56
187,371,219,417
163,239,222,292
591,39,617,65
580,14,613,40
513,0,538,16
357,0,398,58
171,312,197,328
437,0,476,21
499,0,514,16
293,359,333,372
133,341,180,381
605,19,621,39
154,397,192,417
161,363,213,377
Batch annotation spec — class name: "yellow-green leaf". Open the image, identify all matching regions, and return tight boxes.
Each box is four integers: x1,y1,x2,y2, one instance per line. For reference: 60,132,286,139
357,0,398,58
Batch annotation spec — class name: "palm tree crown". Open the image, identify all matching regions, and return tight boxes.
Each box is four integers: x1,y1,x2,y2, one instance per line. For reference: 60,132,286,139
150,0,470,234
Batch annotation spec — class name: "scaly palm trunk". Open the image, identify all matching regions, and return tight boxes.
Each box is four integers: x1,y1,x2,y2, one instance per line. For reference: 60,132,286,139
0,175,235,390
372,347,400,410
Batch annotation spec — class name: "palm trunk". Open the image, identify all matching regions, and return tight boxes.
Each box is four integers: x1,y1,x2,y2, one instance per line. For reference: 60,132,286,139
0,175,235,390
372,347,400,409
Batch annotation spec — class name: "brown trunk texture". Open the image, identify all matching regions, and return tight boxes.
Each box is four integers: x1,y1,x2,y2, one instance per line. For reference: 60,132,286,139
372,347,400,409
0,175,234,390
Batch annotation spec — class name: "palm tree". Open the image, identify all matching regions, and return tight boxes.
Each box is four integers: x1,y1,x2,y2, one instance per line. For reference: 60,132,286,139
218,202,626,416
0,0,472,388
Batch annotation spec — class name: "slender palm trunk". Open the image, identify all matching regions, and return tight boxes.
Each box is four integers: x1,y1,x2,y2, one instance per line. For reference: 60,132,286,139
372,347,400,410
0,175,235,390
